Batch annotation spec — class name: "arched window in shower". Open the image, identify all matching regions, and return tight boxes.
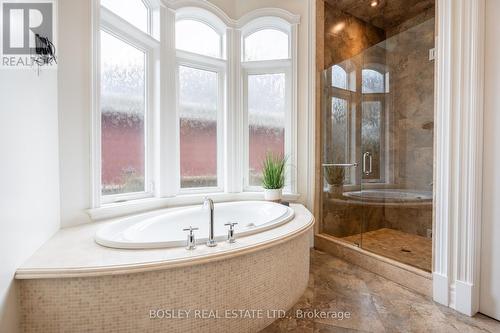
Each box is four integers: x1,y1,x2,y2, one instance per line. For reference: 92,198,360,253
326,64,356,185
361,67,387,182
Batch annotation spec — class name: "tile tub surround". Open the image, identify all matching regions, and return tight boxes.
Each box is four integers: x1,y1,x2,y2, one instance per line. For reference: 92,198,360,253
16,204,313,333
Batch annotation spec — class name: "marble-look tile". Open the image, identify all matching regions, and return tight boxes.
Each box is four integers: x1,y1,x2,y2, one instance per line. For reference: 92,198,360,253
314,235,432,297
324,2,385,69
261,250,500,333
342,228,432,271
325,0,435,30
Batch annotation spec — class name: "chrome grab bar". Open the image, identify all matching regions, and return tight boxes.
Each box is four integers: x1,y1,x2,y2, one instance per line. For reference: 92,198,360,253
363,152,373,175
322,163,358,167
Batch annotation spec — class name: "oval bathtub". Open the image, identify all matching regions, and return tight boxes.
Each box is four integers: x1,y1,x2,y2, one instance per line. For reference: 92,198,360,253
16,204,313,333
95,201,295,249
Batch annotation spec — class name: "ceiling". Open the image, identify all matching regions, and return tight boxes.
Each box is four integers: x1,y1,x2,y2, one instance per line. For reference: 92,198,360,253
325,0,435,30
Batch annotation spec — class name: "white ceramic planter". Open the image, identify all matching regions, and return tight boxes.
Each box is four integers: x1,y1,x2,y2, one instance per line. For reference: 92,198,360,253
264,188,283,202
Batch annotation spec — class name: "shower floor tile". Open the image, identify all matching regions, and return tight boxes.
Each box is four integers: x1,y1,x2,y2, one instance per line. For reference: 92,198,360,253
342,228,432,271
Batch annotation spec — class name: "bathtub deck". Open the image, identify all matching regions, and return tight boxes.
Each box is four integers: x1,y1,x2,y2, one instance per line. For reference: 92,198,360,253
342,228,432,271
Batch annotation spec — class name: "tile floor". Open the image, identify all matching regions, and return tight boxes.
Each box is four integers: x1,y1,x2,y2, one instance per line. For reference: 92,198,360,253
261,250,500,333
342,228,432,271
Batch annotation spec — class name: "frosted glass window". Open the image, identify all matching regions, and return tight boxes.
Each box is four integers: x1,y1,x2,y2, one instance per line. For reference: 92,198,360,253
362,101,382,180
332,65,348,89
100,31,146,195
248,73,286,186
176,20,222,58
244,29,289,62
179,66,219,188
331,97,348,164
362,69,385,93
101,0,149,33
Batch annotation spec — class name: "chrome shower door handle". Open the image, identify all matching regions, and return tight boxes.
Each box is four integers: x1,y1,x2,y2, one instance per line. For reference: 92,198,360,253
363,152,372,175
322,163,358,168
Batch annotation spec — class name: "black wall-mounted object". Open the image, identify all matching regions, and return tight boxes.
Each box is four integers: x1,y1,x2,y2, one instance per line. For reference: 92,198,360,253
33,33,57,66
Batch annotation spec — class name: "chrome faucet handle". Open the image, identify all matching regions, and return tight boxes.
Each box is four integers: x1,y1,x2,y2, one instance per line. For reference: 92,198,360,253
224,222,238,243
183,226,199,250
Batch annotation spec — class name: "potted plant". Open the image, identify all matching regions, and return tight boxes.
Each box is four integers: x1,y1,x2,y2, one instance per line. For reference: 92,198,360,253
324,165,345,197
261,152,287,202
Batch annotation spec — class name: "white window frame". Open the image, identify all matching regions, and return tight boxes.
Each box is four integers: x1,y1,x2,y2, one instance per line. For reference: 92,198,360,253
175,47,226,194
168,8,227,195
91,1,300,213
93,2,160,205
360,66,390,185
240,17,298,193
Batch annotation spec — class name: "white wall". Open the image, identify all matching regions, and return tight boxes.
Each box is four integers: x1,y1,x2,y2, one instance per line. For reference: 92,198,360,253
58,0,93,227
480,0,500,321
0,69,60,332
58,0,314,228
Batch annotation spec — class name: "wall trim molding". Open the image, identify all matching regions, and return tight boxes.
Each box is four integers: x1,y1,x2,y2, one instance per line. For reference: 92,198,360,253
162,0,301,27
306,0,316,212
434,0,485,316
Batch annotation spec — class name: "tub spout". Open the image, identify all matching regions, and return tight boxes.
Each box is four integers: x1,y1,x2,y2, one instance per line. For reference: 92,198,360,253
204,198,217,247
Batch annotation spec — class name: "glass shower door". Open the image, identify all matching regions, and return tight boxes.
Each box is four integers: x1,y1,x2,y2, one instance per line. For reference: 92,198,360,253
321,56,363,246
358,19,435,271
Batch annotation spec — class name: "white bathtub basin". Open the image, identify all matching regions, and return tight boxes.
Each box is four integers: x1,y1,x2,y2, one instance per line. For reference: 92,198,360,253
95,201,295,249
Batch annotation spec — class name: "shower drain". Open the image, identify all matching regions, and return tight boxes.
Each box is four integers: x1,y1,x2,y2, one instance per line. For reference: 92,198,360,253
401,248,412,253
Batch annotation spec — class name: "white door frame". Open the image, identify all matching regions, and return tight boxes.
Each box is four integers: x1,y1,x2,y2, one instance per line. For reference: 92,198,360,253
433,0,485,316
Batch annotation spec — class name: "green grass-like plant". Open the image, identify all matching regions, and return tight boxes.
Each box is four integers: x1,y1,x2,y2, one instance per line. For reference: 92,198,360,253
261,152,288,190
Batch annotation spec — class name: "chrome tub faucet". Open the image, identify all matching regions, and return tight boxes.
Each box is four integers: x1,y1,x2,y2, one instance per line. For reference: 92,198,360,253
204,198,217,247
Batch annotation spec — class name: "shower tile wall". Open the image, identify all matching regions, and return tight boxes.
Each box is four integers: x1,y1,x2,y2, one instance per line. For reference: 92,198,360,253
386,16,435,191
324,2,385,69
320,1,435,245
383,14,435,236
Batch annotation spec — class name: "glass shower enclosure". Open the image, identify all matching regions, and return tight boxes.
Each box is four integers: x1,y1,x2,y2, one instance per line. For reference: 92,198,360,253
320,19,435,272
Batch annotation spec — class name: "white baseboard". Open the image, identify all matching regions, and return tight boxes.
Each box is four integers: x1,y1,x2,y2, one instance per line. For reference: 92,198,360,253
455,280,479,316
433,272,449,306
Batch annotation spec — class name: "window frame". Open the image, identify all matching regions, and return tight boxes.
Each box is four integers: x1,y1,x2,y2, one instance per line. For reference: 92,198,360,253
361,66,388,184
94,4,160,205
241,18,297,193
325,63,391,187
101,0,152,34
175,52,226,194
171,9,227,194
91,2,300,210
326,64,357,187
242,65,292,192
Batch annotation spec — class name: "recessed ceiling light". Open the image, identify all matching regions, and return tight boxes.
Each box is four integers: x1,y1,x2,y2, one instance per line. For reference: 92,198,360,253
331,22,346,34
370,0,379,7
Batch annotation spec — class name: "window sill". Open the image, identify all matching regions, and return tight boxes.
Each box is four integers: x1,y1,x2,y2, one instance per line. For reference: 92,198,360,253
87,192,301,221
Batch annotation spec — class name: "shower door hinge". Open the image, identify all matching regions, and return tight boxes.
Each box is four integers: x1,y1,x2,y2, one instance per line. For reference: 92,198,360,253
429,48,436,61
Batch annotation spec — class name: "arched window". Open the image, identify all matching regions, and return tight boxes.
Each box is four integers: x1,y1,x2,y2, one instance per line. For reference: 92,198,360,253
362,69,386,94
93,3,300,207
243,29,289,61
332,65,348,90
361,67,387,181
101,0,149,33
175,19,222,58
175,12,226,191
241,18,295,190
